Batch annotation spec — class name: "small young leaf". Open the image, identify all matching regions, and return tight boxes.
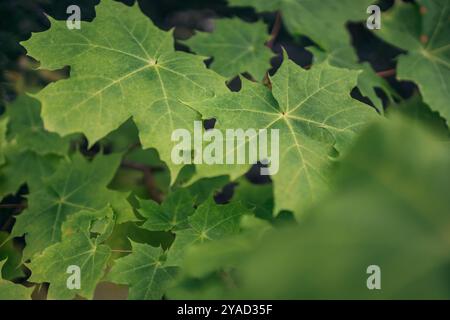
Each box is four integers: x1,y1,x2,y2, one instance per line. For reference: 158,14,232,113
108,241,177,300
166,199,248,266
183,18,274,80
308,46,397,114
139,189,195,231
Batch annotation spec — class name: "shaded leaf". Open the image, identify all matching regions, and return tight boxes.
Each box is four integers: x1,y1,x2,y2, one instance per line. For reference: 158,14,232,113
139,188,195,231
166,199,248,266
6,94,70,156
27,208,113,300
229,0,373,51
183,18,274,80
308,46,397,114
108,241,177,300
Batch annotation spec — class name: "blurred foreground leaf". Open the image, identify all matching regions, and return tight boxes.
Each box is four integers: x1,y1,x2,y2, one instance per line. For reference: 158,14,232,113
234,117,450,299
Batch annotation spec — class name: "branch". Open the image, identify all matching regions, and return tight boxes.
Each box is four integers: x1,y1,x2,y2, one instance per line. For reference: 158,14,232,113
376,69,396,78
121,160,163,203
220,271,238,289
266,11,282,49
0,204,27,209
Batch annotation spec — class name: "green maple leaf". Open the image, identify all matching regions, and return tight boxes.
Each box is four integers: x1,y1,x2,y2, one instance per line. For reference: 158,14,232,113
190,55,378,216
375,0,450,124
176,215,271,280
167,215,272,299
166,199,248,266
21,0,227,180
183,18,275,80
308,46,398,114
6,94,71,156
138,188,195,231
138,176,231,231
12,153,135,259
0,259,33,300
28,208,113,300
108,241,177,300
231,117,450,299
229,0,373,51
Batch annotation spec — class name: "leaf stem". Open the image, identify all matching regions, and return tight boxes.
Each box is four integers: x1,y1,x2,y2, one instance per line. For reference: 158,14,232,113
267,11,282,49
121,160,163,203
376,69,396,78
0,204,27,208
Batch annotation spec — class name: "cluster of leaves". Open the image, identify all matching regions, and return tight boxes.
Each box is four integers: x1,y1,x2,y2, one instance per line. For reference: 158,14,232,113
0,0,449,299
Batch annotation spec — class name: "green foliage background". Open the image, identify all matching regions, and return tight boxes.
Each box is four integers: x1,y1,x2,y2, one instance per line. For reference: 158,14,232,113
0,0,449,299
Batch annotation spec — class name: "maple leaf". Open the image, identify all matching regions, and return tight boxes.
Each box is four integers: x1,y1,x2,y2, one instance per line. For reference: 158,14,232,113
183,18,275,80
229,0,373,51
166,215,272,299
375,0,450,124
228,0,392,112
21,0,227,181
190,55,378,216
11,153,135,259
176,215,271,279
27,208,113,300
138,188,195,231
308,46,398,114
138,175,231,232
166,199,248,266
108,241,177,300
